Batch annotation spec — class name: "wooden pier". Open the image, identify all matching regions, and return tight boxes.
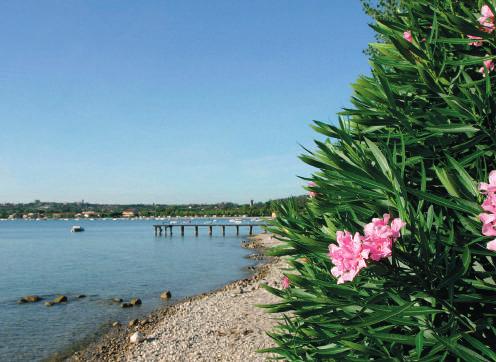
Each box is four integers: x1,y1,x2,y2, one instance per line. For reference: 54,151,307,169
153,222,266,236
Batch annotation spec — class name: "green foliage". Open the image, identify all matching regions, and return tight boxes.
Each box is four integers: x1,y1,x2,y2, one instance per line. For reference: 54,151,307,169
264,0,496,360
361,0,402,21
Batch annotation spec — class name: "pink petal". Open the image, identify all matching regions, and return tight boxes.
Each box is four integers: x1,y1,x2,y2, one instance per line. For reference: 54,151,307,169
487,239,496,251
480,213,496,224
391,218,406,233
481,5,494,19
489,170,496,185
403,31,413,43
467,35,483,46
482,222,496,236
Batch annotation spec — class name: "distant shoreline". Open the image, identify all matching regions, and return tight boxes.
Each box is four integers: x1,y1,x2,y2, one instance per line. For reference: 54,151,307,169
1,216,271,221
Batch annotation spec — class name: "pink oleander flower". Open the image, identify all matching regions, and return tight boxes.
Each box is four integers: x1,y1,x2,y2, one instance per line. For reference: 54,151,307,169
479,171,496,251
487,239,496,251
482,4,494,18
479,170,496,193
328,230,369,284
468,34,483,46
362,214,405,261
482,193,496,213
479,5,495,33
281,276,290,289
391,217,407,238
478,58,494,77
480,213,496,236
364,213,392,238
403,31,413,43
308,181,317,198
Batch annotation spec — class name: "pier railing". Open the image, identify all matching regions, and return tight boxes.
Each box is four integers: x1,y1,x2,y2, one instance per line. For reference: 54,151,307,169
153,222,267,236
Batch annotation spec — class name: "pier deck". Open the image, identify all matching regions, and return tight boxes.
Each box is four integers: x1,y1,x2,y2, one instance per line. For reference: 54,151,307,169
153,222,267,236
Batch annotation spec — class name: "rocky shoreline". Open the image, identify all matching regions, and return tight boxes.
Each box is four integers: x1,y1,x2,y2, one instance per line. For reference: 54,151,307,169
59,233,284,362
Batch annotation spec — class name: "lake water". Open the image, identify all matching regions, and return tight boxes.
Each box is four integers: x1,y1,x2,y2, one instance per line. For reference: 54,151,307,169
0,219,262,361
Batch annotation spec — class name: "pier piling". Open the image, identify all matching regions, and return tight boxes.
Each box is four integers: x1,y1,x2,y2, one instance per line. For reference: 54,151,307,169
153,221,265,237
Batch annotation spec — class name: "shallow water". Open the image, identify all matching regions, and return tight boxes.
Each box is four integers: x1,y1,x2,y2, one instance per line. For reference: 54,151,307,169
0,219,261,361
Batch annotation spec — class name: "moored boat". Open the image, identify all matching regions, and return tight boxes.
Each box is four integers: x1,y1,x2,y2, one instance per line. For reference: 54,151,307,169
71,225,84,232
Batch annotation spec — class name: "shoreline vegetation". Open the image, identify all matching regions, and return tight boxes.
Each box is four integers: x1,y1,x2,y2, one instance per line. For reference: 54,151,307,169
51,233,284,362
0,197,306,220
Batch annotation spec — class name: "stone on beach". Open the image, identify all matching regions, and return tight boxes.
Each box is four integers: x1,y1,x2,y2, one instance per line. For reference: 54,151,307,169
17,295,42,304
160,290,171,300
128,319,139,328
129,332,144,344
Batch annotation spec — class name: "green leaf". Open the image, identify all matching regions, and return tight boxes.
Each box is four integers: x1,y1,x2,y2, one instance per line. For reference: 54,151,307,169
416,331,424,359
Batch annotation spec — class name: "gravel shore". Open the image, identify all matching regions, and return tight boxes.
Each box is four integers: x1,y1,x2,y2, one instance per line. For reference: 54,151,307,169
68,233,285,361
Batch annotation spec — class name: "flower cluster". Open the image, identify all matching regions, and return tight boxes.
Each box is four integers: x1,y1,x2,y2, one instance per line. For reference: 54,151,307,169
467,5,496,76
328,214,405,284
468,4,495,44
479,5,495,33
479,170,496,251
363,214,405,261
478,58,495,77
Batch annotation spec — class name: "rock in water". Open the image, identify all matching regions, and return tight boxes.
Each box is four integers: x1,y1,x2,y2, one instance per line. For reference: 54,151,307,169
17,295,41,304
160,290,172,300
77,294,86,299
53,295,67,303
129,331,144,343
121,302,132,308
129,298,142,306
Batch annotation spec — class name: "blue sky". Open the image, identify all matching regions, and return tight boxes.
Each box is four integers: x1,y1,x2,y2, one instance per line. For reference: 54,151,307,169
0,1,374,204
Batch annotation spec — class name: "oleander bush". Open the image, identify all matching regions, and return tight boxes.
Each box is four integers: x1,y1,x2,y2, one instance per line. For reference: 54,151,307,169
262,1,496,360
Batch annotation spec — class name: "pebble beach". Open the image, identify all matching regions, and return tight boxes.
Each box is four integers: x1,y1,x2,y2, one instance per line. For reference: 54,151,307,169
68,233,286,361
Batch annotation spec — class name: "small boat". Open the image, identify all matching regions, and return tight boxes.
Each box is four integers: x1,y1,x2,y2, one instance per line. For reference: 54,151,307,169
71,225,85,232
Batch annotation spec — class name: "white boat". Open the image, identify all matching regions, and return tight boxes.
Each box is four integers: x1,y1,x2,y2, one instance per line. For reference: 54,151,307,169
71,225,85,232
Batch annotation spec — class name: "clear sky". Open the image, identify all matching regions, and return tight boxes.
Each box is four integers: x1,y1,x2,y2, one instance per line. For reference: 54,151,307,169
0,1,374,204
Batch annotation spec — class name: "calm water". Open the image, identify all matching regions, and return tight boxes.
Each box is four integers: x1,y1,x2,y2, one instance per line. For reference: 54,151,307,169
0,219,262,361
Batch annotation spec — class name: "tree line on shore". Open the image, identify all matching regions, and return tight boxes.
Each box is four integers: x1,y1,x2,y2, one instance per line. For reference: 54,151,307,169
0,196,307,219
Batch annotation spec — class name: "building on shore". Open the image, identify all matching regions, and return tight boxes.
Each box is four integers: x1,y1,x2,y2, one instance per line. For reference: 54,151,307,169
122,209,137,218
82,211,99,218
